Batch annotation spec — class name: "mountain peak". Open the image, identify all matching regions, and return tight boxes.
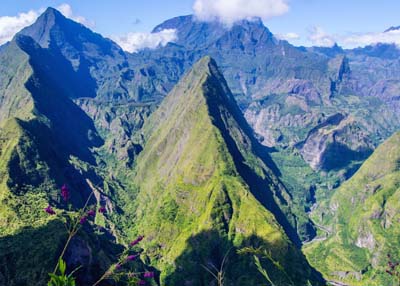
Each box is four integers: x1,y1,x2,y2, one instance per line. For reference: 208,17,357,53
191,55,216,72
169,55,236,110
132,56,320,284
151,14,273,50
17,7,70,48
384,25,400,32
42,6,64,17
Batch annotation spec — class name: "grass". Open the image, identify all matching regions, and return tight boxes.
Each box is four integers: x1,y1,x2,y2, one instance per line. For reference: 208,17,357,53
123,57,323,285
304,132,400,285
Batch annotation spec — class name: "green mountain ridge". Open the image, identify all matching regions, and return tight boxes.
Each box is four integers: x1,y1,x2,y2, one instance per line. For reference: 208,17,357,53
304,131,400,285
127,56,322,285
1,6,400,286
0,16,122,285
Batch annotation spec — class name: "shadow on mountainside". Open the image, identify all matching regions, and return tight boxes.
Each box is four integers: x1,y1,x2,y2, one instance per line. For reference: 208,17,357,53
165,230,325,286
204,64,304,247
0,219,140,286
5,35,105,207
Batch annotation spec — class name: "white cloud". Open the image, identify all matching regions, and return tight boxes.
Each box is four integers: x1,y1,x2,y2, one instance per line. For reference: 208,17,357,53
0,4,93,45
57,4,95,28
308,26,335,47
341,30,400,48
0,10,40,45
307,25,400,48
193,0,289,26
276,32,300,41
112,29,178,53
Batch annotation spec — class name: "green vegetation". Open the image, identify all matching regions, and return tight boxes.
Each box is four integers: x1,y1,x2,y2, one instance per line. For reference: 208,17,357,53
3,6,400,286
304,132,400,285
125,57,322,285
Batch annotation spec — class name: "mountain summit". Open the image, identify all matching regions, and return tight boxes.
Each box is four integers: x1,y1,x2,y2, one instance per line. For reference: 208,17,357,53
128,56,323,285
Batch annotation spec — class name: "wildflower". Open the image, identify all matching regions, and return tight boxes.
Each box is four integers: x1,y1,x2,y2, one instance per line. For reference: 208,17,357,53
126,254,138,261
98,206,106,213
143,272,154,278
137,280,146,286
87,209,96,217
79,216,87,224
129,235,144,247
61,184,69,202
45,205,56,215
115,263,122,270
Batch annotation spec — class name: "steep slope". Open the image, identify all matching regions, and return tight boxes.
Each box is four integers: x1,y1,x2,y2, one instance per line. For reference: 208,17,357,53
143,16,400,169
135,16,400,243
304,132,400,285
15,8,177,163
0,10,131,286
129,18,400,240
127,56,322,285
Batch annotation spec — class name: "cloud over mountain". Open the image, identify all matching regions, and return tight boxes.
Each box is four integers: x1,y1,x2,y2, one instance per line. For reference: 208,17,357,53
307,25,400,48
341,29,400,48
111,29,177,53
193,0,289,26
276,32,300,41
0,9,39,45
308,26,336,47
57,4,95,28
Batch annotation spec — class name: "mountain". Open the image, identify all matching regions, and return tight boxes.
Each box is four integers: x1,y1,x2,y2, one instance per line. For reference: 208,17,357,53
0,8,321,284
126,56,323,285
304,132,400,285
136,16,400,245
1,6,400,286
384,26,400,32
0,9,128,285
350,42,400,60
140,15,400,177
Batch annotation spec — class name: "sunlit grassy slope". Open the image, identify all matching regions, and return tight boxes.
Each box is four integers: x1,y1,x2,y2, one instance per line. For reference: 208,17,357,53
304,132,400,285
128,56,322,285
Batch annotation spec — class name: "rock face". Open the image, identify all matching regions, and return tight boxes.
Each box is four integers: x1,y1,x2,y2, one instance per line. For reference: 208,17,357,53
76,98,155,164
304,132,400,285
296,113,373,171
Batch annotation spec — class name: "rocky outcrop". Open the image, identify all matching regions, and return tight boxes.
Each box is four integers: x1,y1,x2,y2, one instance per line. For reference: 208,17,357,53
76,98,155,163
296,114,373,171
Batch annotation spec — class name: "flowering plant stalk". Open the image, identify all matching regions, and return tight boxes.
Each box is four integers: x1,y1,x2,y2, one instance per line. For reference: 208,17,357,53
45,183,155,286
52,189,94,274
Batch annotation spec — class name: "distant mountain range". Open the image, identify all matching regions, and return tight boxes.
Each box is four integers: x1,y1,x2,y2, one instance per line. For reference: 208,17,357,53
0,7,400,286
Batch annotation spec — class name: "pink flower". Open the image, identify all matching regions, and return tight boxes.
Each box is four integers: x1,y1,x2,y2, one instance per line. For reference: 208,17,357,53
61,184,69,202
79,216,87,224
138,280,146,286
44,205,56,215
126,254,138,261
87,209,96,217
98,206,106,213
129,235,144,247
143,272,154,278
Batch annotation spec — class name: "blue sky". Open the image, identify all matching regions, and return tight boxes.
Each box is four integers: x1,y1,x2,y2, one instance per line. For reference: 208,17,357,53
1,0,400,50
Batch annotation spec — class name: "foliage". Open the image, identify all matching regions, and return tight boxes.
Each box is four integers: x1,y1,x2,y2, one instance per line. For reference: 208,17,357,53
304,132,400,285
48,259,80,286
